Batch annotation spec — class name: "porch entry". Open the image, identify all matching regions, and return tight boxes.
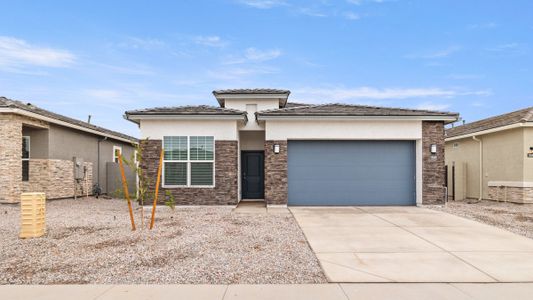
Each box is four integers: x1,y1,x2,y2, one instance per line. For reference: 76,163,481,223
241,151,264,199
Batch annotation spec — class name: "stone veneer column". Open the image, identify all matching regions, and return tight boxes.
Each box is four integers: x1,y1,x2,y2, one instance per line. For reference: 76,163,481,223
422,121,446,205
264,140,288,206
0,114,22,203
140,139,238,205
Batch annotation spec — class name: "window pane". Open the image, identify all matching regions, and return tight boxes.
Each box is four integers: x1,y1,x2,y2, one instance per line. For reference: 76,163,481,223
164,136,187,160
190,136,214,161
22,160,29,181
22,137,30,159
191,162,213,186
164,162,187,186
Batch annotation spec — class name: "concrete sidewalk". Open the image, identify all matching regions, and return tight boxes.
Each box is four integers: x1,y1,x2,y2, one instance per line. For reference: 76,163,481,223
2,283,533,300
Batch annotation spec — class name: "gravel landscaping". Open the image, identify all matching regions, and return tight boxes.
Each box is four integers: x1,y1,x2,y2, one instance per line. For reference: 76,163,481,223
0,198,326,284
430,200,533,239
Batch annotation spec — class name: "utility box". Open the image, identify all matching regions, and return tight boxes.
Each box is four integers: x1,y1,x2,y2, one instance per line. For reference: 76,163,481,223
19,192,46,238
73,157,85,180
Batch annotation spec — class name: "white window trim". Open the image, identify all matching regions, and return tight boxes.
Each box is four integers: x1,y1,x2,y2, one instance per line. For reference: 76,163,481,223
22,136,30,182
113,146,122,163
162,136,216,188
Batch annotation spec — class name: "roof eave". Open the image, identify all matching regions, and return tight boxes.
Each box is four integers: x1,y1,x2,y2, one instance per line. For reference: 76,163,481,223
125,113,247,122
0,107,137,144
256,114,459,123
213,93,290,108
445,121,533,141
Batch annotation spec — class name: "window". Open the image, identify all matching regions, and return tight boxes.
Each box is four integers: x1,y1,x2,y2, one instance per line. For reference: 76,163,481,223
163,136,214,187
453,143,459,149
22,136,30,181
113,146,122,163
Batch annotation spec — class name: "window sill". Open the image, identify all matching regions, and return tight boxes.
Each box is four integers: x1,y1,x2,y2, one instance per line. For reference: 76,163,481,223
162,185,215,189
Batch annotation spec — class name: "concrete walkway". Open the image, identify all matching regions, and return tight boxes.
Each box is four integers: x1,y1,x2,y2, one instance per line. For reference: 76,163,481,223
291,206,533,282
2,283,533,300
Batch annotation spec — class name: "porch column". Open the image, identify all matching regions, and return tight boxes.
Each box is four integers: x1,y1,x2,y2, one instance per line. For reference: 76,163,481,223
264,140,288,206
0,114,23,203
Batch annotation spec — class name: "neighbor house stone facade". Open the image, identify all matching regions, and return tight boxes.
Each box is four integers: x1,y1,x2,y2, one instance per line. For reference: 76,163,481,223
488,186,533,204
422,121,446,205
0,97,137,203
140,139,238,205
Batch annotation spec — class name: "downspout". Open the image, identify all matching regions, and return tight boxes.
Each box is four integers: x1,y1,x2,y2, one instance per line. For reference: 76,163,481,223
472,136,483,201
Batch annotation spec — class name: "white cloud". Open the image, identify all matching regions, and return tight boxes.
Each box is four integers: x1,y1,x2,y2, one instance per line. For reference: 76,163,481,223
343,12,360,20
294,86,491,102
415,102,451,111
194,35,227,48
244,47,282,61
485,43,527,56
237,0,286,9
406,46,461,59
0,36,76,71
223,47,282,64
347,0,390,4
447,73,484,80
117,37,166,50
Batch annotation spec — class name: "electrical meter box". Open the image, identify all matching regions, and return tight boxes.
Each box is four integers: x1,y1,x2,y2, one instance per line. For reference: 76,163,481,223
73,157,85,180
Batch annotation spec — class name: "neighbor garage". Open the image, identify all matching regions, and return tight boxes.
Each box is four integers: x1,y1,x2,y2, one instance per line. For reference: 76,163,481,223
287,140,416,206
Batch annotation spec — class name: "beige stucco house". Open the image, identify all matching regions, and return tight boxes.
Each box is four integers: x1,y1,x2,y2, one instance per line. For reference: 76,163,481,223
126,88,458,207
445,107,533,203
0,97,137,203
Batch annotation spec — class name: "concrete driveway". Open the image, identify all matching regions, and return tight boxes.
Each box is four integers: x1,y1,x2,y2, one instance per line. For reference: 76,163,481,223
290,206,533,283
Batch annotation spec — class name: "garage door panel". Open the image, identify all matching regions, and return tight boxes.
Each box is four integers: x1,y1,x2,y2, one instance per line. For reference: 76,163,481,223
288,140,416,206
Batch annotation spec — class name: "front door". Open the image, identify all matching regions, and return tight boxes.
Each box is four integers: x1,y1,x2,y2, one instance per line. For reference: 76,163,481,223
241,151,264,199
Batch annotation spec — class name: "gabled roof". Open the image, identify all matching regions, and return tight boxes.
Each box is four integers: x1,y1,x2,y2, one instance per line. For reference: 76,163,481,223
446,106,533,139
0,97,137,143
212,88,290,96
256,103,458,122
125,105,247,124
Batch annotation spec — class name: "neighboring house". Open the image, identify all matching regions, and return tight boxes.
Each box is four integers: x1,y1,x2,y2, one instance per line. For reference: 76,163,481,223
0,97,137,203
446,107,533,204
125,89,458,207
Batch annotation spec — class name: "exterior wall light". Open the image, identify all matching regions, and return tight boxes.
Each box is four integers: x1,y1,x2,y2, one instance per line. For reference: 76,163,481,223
273,144,280,154
430,144,437,155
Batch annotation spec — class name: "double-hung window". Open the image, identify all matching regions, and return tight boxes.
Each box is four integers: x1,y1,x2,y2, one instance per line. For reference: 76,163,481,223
163,136,214,187
22,136,30,181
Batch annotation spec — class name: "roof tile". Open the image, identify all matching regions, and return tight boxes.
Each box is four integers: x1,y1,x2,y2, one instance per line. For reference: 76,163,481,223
0,97,137,142
446,106,533,138
257,103,458,117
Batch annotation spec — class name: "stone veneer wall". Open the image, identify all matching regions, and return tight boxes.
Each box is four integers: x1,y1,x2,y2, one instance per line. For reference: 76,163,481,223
488,186,533,204
140,140,238,205
422,121,446,205
0,113,49,203
20,159,93,200
264,140,288,206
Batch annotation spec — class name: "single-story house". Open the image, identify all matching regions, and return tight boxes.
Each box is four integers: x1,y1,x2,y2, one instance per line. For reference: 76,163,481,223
445,107,533,203
125,89,458,207
0,97,137,203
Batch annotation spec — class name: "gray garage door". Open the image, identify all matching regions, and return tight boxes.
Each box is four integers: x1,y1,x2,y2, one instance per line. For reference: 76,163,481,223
288,140,416,206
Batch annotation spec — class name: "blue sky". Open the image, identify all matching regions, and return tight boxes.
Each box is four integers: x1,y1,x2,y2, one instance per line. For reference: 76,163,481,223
1,0,532,137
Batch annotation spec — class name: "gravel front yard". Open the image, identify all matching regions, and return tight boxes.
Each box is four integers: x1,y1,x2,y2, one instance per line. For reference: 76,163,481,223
0,198,326,284
430,200,533,239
